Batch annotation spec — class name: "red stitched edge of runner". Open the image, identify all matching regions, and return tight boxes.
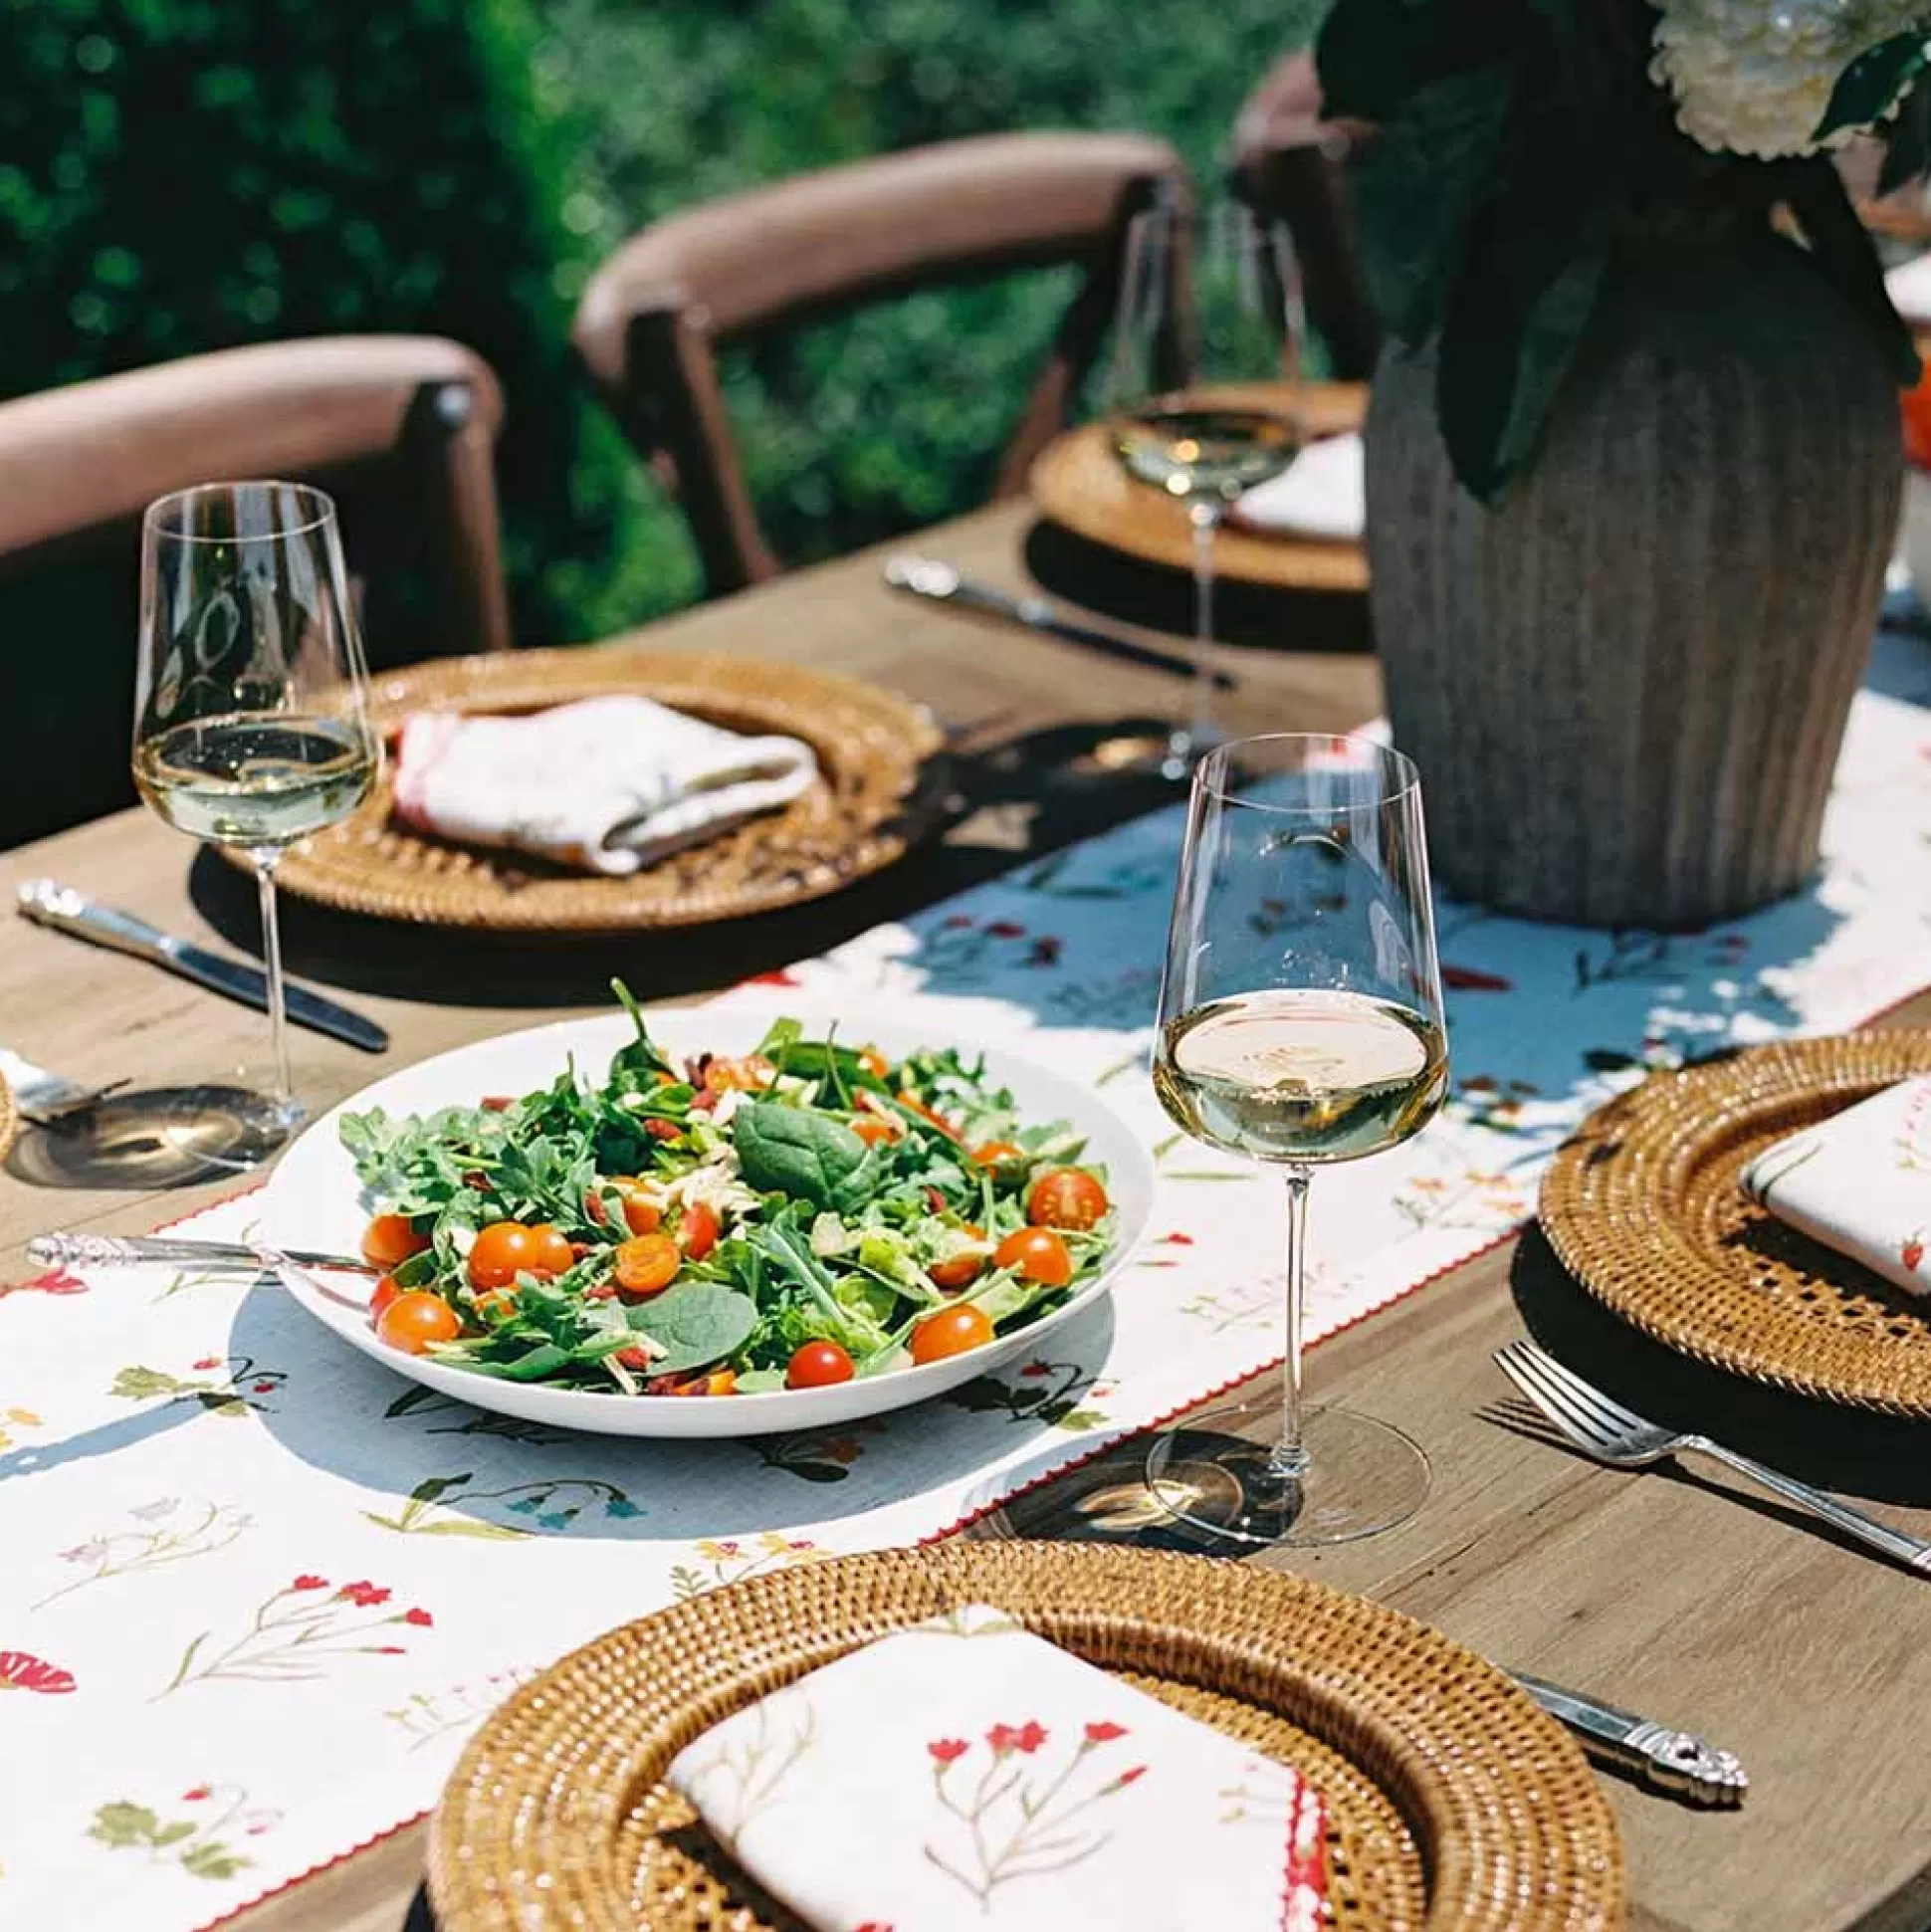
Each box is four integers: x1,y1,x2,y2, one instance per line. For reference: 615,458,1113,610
136,976,1931,1931
187,1807,433,1932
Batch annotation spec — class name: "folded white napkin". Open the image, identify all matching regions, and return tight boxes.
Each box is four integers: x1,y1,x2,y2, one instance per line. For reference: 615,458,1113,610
1886,252,1931,327
1739,1075,1931,1295
390,695,818,875
1230,431,1365,541
667,1603,1329,1932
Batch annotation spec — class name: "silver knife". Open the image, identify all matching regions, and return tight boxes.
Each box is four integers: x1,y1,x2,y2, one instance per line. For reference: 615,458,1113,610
1510,1669,1747,1807
885,555,1236,690
16,880,388,1054
29,1232,373,1274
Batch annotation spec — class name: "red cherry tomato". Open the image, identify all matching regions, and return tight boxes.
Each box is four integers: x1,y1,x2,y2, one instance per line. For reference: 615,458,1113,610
376,1291,461,1355
929,1226,987,1292
678,1199,721,1261
994,1226,1074,1287
1025,1168,1110,1231
361,1213,429,1271
467,1221,569,1291
911,1304,996,1365
613,1232,681,1298
786,1340,856,1389
972,1140,1024,1168
367,1273,403,1326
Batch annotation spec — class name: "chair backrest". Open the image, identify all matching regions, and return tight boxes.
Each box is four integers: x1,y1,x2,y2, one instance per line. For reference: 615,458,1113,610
572,131,1186,596
0,334,513,848
1231,52,1382,382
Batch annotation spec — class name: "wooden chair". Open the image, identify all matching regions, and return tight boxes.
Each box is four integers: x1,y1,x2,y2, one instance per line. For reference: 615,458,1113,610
0,334,513,847
572,131,1186,597
1231,51,1381,382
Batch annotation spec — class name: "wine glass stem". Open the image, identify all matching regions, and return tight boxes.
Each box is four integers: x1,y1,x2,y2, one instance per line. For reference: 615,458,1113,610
1181,499,1223,756
251,850,294,1112
1273,1162,1313,1482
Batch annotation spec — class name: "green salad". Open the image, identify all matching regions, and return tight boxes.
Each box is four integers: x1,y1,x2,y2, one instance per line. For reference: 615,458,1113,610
339,986,1118,1396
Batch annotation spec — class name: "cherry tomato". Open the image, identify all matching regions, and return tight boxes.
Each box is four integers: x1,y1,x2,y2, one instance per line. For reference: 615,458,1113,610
852,1117,900,1148
786,1340,856,1389
897,1090,963,1142
678,1199,721,1261
613,1232,681,1298
929,1225,987,1292
376,1291,461,1355
661,1368,738,1396
472,1286,519,1320
707,1054,777,1092
858,1046,892,1082
994,1226,1074,1287
911,1304,996,1365
361,1213,429,1271
972,1140,1024,1168
1026,1168,1110,1231
468,1220,571,1290
608,1178,662,1235
367,1273,403,1326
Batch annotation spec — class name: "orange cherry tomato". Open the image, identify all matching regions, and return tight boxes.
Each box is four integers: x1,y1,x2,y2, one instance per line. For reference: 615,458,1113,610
858,1046,892,1082
367,1273,404,1326
467,1221,566,1291
472,1286,519,1320
665,1368,738,1396
609,1178,662,1235
707,1054,777,1092
613,1232,681,1299
678,1199,721,1261
897,1089,963,1142
972,1140,1024,1168
994,1226,1074,1287
376,1291,462,1355
911,1303,996,1365
361,1213,429,1271
851,1117,901,1148
1026,1168,1110,1231
786,1340,856,1389
929,1225,987,1292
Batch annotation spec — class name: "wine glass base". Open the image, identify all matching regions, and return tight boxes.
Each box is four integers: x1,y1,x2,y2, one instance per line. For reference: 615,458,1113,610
1144,1400,1430,1548
157,1085,306,1174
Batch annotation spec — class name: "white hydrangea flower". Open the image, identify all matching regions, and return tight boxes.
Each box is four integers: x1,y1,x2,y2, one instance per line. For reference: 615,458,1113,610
1650,0,1924,157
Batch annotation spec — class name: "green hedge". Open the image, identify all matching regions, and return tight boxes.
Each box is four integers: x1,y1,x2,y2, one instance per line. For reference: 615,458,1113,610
0,0,1321,648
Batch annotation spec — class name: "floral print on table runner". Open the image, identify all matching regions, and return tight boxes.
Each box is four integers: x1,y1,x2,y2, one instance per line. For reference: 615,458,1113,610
0,667,1926,1932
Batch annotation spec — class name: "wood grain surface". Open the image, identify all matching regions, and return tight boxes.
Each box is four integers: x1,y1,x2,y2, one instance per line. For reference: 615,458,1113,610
5,503,1928,1932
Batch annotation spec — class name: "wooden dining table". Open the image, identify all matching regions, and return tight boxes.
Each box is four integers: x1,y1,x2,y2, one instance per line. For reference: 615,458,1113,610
5,499,1930,1932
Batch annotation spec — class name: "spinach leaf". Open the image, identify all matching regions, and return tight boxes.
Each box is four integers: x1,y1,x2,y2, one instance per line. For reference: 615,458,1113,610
733,1099,879,1210
630,1283,758,1377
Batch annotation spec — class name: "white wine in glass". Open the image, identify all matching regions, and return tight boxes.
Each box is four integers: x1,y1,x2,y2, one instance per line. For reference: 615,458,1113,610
1148,734,1447,1547
1108,194,1304,777
132,482,378,1169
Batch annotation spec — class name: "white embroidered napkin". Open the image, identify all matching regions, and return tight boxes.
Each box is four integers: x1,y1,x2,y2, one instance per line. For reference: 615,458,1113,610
1739,1075,1931,1294
1230,431,1365,541
390,695,818,875
667,1604,1329,1932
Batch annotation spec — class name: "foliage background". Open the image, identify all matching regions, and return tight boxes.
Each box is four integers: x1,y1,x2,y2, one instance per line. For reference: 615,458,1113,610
1,0,1320,641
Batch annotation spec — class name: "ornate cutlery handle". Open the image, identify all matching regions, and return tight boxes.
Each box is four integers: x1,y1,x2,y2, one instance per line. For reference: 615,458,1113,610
1686,1435,1931,1574
28,1233,369,1274
1511,1671,1747,1807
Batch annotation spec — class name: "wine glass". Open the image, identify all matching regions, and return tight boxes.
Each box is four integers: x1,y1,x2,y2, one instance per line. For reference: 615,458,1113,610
1107,189,1305,778
1149,733,1447,1546
132,482,378,1168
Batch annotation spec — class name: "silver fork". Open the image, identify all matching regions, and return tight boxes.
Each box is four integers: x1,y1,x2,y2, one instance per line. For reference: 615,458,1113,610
0,1048,128,1126
1495,1338,1931,1576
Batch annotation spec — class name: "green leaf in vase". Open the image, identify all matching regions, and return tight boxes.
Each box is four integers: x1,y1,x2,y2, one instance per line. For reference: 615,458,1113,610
1817,31,1931,140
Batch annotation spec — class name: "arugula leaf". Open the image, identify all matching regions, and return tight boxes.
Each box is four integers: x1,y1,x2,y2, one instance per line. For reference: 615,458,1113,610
734,1099,879,1210
608,977,674,1085
631,1282,758,1376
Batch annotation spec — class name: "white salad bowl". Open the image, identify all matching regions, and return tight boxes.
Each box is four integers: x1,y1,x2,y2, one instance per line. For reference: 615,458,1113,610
258,1003,1153,1437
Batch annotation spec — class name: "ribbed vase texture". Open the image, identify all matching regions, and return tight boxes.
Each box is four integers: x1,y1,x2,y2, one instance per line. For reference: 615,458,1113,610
1366,242,1902,927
